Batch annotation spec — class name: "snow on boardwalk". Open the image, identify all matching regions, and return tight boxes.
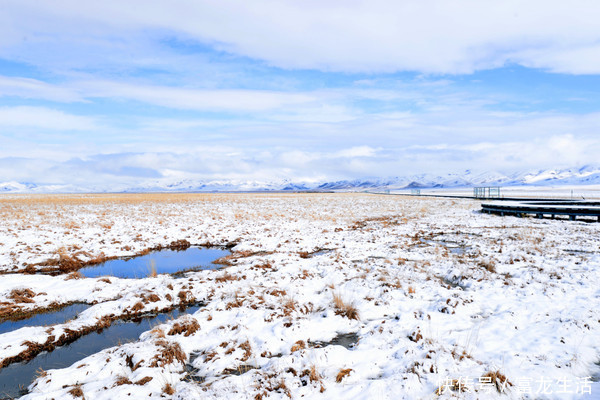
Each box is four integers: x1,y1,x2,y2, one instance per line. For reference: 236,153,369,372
0,193,599,399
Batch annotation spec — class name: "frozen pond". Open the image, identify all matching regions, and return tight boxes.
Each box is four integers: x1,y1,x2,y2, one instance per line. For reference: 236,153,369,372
80,246,231,278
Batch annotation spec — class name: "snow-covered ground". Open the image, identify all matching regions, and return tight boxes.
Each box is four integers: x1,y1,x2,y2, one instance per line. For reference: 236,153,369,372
0,193,599,399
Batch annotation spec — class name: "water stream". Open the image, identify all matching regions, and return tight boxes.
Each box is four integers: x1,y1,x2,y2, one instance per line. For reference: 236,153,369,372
0,246,231,398
0,303,90,335
81,246,231,279
0,305,201,399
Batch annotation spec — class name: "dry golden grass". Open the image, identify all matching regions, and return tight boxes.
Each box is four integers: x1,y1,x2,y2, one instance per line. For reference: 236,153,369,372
0,192,463,277
335,368,352,383
167,318,200,337
150,327,166,338
8,288,36,303
300,365,321,384
481,370,513,392
162,382,175,395
435,379,467,395
34,367,47,379
478,259,497,273
0,192,411,240
148,260,157,278
239,340,252,362
142,293,160,303
134,376,153,385
215,272,239,283
290,340,305,352
0,192,382,209
114,375,132,386
177,290,195,303
130,301,144,312
68,384,84,398
150,340,186,367
65,271,84,280
332,293,359,320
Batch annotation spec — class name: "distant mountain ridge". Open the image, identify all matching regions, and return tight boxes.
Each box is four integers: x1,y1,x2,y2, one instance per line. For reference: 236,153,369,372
2,165,600,193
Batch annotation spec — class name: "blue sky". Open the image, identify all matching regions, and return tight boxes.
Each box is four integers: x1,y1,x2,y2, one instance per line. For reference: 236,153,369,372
1,0,600,189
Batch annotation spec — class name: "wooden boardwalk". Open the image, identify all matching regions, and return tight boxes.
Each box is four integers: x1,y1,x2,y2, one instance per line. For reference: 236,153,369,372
481,200,600,222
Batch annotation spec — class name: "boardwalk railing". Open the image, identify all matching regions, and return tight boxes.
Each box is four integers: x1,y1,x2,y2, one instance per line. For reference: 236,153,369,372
481,200,600,222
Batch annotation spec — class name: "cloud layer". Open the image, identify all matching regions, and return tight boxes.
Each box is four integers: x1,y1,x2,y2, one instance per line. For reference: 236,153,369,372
1,1,600,189
3,0,600,74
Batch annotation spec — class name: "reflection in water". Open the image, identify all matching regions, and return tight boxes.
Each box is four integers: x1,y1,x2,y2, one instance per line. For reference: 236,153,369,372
0,303,90,335
0,306,200,399
81,247,231,278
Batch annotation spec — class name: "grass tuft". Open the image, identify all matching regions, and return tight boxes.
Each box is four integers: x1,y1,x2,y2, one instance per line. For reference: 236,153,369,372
167,317,200,337
481,370,513,392
130,301,144,312
336,368,353,383
290,340,305,352
150,340,187,367
65,271,84,280
148,260,157,277
134,376,153,385
163,382,175,395
308,365,321,383
8,288,36,303
333,293,359,320
56,247,82,273
68,384,84,398
114,375,132,386
478,259,497,273
239,340,252,362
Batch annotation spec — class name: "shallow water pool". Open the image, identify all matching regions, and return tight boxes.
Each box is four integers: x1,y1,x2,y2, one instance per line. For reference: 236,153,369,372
0,303,90,335
81,246,230,279
0,305,201,399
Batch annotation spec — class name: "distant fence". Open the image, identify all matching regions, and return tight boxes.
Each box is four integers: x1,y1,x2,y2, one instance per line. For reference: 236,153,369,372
473,187,501,199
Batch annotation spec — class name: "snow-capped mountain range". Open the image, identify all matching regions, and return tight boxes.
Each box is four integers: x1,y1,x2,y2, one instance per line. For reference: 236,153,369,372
3,165,600,193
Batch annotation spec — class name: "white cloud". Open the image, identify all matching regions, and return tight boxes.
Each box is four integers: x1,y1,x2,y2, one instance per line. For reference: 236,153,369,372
3,0,600,74
0,76,319,113
0,106,97,130
333,146,377,158
270,104,358,123
1,131,599,188
513,43,600,74
80,81,316,112
0,76,84,102
2,1,600,189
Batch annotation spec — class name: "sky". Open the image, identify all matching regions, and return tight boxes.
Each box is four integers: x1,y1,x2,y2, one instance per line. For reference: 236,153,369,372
2,0,600,189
